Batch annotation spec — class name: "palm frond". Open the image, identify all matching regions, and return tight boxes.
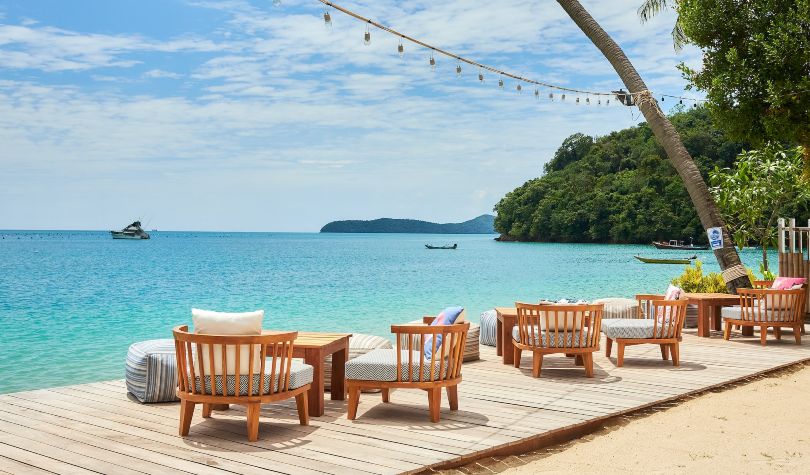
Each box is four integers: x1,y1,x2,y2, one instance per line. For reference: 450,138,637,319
672,22,688,52
638,0,672,23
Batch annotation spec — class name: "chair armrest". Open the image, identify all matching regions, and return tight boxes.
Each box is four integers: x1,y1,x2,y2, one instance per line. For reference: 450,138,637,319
422,316,435,324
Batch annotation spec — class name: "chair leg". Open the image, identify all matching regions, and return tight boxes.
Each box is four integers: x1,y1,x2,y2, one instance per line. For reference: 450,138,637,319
202,403,212,418
660,344,669,361
347,385,360,420
617,342,625,367
795,325,803,344
428,388,441,423
774,327,782,340
723,322,732,340
295,390,309,426
760,326,768,346
531,353,543,378
574,355,584,366
246,403,260,442
381,388,390,403
605,338,613,358
513,346,522,368
446,385,458,411
583,353,594,378
670,343,680,367
179,400,195,437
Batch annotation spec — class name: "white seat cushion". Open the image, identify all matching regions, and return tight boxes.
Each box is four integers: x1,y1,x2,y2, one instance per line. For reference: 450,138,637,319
601,318,674,340
592,298,639,319
511,326,589,348
722,305,796,322
194,360,312,396
345,349,448,382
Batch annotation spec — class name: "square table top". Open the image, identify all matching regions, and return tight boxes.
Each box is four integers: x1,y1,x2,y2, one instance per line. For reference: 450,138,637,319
293,332,352,349
683,293,740,303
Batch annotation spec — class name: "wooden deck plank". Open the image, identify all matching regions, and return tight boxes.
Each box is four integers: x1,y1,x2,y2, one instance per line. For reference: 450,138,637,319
1,331,809,474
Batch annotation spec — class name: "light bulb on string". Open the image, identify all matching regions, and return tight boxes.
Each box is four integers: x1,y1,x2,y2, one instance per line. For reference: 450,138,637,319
498,77,504,89
397,40,404,58
534,88,539,99
323,10,332,27
597,98,601,106
429,51,436,71
548,92,554,101
679,99,683,105
364,23,371,45
586,96,590,105
456,64,462,77
606,99,610,106
576,96,580,105
478,69,484,83
516,83,522,94
661,96,665,102
561,94,566,101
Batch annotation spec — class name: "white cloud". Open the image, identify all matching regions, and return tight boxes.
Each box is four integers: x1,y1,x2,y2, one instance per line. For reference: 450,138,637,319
143,69,183,79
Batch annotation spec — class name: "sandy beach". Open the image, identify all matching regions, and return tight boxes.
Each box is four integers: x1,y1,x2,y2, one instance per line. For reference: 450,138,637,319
459,362,810,474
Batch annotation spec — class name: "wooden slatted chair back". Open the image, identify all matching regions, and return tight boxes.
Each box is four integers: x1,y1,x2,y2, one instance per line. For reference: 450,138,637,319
514,303,603,350
647,300,688,339
173,325,298,399
738,288,805,324
390,322,469,383
635,294,665,319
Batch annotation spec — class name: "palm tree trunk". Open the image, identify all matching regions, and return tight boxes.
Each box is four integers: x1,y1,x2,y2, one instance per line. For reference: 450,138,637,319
557,0,751,292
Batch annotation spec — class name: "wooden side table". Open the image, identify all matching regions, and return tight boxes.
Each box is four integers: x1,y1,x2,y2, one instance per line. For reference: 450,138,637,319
291,332,351,417
683,293,743,338
495,307,518,365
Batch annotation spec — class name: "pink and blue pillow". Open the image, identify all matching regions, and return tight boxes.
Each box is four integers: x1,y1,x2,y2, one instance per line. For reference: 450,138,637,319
424,306,464,360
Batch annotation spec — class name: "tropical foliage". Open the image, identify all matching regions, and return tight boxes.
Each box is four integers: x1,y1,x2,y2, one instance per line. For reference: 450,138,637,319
677,0,810,175
710,144,810,271
671,260,758,294
637,0,686,51
493,107,746,243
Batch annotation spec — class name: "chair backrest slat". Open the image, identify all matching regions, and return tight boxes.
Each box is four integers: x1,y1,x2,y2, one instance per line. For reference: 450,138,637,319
389,322,470,383
738,288,804,323
515,303,603,350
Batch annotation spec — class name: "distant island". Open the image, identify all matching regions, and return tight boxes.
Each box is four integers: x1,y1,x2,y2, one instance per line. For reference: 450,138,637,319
320,214,496,234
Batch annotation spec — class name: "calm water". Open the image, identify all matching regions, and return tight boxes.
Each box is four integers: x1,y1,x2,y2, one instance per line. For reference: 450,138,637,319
0,231,769,393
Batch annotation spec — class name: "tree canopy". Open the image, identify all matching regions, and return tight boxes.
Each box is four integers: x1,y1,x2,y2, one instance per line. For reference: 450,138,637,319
493,107,747,243
677,0,810,169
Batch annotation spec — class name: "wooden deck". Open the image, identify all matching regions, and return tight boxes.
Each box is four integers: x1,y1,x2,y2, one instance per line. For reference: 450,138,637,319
2,329,810,474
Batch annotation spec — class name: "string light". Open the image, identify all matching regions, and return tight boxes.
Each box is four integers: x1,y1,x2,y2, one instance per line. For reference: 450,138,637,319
548,92,554,101
456,63,462,77
534,88,540,99
586,96,590,105
516,83,522,93
323,10,332,26
316,0,708,108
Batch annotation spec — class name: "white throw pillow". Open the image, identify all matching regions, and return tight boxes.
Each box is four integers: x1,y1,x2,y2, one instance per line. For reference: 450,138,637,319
191,308,264,377
537,304,583,331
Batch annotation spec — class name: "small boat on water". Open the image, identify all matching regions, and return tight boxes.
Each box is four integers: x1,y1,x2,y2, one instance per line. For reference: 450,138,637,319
111,221,150,240
635,255,697,265
425,244,457,250
652,238,709,250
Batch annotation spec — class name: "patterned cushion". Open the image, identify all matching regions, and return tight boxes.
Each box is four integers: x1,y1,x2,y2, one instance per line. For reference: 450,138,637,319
480,310,497,346
346,349,449,382
126,339,179,403
324,334,393,390
425,306,465,359
194,360,312,396
400,321,480,362
721,305,796,322
592,298,639,319
511,326,588,348
601,318,674,340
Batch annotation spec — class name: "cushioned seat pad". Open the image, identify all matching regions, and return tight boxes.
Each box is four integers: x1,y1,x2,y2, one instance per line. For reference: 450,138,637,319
194,360,312,396
511,326,590,348
126,339,179,403
601,318,674,339
721,306,796,322
346,349,449,382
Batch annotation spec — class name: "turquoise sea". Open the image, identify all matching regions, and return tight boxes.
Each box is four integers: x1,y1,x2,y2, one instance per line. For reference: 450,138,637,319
0,231,770,394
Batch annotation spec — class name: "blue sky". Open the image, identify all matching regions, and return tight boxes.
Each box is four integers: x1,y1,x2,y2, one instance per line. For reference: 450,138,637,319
0,0,698,231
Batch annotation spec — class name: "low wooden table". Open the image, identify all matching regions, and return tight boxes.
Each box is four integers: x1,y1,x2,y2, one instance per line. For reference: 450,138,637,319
683,293,747,338
495,307,518,365
291,332,351,417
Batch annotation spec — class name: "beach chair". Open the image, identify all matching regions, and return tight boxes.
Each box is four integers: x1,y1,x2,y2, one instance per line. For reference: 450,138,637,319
345,319,469,422
603,300,688,367
722,287,805,345
512,303,603,377
172,326,312,441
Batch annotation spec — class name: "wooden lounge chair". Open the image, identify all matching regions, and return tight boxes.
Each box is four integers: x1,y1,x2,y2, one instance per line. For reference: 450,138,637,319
345,319,469,422
722,288,805,345
603,300,688,367
512,303,604,378
172,326,312,441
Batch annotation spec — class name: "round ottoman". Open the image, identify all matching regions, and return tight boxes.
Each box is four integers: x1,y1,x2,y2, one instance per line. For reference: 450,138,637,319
324,334,392,391
479,309,497,347
592,298,640,319
125,339,179,403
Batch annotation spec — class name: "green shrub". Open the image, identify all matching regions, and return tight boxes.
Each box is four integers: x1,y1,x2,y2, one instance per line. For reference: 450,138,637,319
671,260,758,293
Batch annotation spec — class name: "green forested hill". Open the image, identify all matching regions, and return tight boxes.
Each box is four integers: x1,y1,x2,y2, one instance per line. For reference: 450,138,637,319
493,108,746,243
